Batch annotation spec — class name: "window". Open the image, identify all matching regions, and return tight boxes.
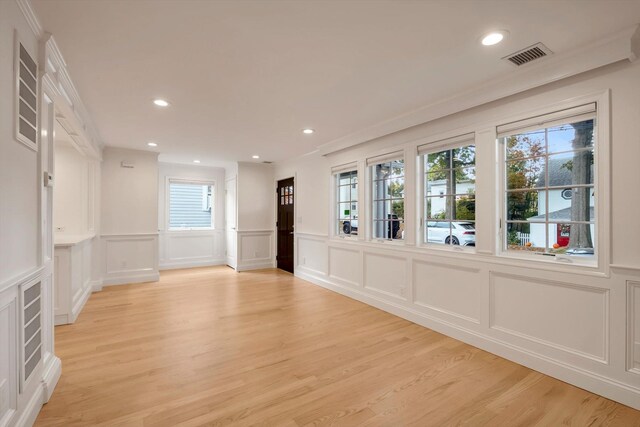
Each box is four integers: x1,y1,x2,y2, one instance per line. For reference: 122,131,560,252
335,170,358,236
422,139,476,247
369,156,404,240
169,180,214,229
499,104,596,258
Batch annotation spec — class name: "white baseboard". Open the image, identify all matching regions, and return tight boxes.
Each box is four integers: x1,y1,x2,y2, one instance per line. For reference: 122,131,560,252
159,259,226,271
14,384,43,427
90,279,103,292
54,314,68,326
295,269,640,411
71,283,92,322
41,355,61,403
101,272,160,287
236,261,275,272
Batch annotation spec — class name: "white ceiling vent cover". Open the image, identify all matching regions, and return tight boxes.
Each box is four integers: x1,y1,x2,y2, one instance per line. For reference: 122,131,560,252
503,43,553,66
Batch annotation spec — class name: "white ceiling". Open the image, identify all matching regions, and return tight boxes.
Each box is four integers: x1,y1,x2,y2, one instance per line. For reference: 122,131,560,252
32,0,640,165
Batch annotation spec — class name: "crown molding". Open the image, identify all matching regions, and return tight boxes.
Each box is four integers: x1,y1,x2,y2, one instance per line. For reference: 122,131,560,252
319,24,640,156
15,0,43,38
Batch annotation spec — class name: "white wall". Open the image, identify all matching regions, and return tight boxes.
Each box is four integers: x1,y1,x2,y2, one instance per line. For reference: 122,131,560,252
233,162,276,271
274,154,329,236
100,147,159,285
275,60,640,409
158,162,226,270
0,1,60,425
53,144,88,235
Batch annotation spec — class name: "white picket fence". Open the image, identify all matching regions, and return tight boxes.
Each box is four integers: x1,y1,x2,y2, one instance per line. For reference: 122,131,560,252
516,231,531,245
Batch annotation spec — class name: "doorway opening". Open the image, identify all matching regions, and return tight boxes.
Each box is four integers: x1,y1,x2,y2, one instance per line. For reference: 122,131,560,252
276,177,294,273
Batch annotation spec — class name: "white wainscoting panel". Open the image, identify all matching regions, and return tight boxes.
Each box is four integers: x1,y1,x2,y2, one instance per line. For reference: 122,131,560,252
413,260,481,324
159,230,225,270
102,234,159,285
291,235,640,410
0,286,18,426
237,230,274,271
297,235,328,276
54,237,95,325
629,281,640,374
363,251,407,299
328,246,360,287
490,272,608,362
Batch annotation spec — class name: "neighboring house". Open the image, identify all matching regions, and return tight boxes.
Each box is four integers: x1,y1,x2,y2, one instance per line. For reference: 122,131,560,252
528,157,595,247
426,179,475,217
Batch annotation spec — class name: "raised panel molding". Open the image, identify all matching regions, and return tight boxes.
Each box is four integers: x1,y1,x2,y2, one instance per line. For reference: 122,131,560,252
0,288,18,427
489,272,609,362
628,281,640,374
159,230,225,270
363,251,407,300
413,259,481,324
297,235,327,276
328,246,360,287
236,230,274,272
102,234,159,285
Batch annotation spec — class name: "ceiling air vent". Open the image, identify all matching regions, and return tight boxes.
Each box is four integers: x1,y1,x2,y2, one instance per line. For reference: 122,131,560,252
262,161,273,164
503,43,552,66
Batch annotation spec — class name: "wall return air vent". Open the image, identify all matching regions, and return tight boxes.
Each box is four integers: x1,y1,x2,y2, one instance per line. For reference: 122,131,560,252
503,42,553,66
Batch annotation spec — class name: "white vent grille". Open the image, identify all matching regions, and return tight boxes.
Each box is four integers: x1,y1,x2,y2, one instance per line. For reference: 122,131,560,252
503,43,552,66
23,281,41,382
15,35,38,150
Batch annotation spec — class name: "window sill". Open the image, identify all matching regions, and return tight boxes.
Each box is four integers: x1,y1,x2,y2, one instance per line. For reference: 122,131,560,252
498,250,598,268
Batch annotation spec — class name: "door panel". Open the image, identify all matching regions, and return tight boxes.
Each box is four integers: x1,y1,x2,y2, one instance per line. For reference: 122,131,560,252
277,178,294,273
225,178,237,269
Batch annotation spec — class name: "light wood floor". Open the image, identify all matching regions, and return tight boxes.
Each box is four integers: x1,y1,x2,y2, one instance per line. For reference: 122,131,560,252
35,267,640,426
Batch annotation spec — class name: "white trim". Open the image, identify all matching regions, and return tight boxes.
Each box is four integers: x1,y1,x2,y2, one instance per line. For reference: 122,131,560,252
417,132,475,155
101,273,160,287
365,150,404,167
15,0,43,38
159,259,226,271
40,355,61,403
495,90,610,274
330,161,358,174
318,25,639,156
496,103,596,137
13,384,43,427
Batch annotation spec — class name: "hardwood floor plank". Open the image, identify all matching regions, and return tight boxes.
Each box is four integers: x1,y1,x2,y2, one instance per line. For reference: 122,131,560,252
34,267,640,426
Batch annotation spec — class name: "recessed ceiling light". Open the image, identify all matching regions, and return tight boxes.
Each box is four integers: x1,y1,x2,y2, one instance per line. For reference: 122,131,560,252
252,155,260,159
193,160,201,163
481,31,507,46
147,142,158,147
302,128,314,134
153,99,169,107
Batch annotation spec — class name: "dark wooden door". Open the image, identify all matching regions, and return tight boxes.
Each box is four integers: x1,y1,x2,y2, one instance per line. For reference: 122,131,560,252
277,178,295,273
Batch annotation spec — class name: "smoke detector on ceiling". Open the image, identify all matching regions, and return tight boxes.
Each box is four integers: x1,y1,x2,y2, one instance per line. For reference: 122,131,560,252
503,42,553,66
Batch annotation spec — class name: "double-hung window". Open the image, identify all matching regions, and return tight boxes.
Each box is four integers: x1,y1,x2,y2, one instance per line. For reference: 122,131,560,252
498,103,596,260
334,166,359,236
421,135,476,247
368,153,405,240
168,180,214,230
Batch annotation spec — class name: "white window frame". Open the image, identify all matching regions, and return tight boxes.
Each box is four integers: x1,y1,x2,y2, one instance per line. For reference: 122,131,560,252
166,177,216,231
367,151,406,243
496,96,609,270
418,133,476,253
332,162,359,239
